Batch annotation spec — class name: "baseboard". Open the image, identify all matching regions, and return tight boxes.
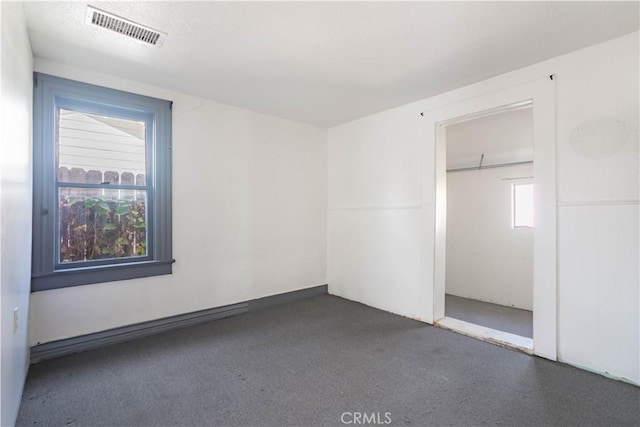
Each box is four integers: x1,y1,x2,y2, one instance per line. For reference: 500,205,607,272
30,284,328,363
248,284,328,311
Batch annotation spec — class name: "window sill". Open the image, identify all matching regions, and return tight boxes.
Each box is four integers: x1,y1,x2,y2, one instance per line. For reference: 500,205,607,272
31,259,175,292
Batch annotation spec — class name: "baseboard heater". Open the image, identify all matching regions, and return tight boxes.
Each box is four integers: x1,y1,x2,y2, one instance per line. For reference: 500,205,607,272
30,284,328,363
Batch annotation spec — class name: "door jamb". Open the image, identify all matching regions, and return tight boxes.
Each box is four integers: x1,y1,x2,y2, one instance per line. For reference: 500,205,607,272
423,76,557,360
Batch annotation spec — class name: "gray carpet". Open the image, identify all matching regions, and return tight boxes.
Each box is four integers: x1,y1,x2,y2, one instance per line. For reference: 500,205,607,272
445,294,533,338
17,295,639,426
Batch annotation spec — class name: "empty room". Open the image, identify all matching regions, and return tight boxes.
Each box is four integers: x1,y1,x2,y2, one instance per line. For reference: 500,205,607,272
1,1,638,426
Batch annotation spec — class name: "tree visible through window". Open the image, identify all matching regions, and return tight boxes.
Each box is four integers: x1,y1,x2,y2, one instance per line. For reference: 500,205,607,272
32,73,173,291
58,109,149,262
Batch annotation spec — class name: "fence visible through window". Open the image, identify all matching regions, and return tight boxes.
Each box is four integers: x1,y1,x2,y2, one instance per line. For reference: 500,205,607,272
56,109,149,263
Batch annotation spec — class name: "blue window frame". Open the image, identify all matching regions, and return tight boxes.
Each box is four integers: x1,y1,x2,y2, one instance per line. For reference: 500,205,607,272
32,73,173,291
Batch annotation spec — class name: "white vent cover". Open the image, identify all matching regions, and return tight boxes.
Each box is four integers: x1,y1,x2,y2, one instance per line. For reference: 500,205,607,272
85,6,166,46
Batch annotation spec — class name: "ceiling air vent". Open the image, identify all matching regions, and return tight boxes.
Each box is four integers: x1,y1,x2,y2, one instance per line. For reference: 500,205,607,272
85,6,167,46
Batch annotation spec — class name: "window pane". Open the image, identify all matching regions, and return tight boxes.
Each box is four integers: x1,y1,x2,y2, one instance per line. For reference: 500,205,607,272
513,183,534,228
59,188,148,263
57,109,146,185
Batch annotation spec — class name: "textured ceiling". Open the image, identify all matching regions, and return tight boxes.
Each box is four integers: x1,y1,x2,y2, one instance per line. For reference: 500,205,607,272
25,1,639,128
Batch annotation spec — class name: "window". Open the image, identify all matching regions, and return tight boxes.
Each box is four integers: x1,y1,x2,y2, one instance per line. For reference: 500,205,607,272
32,73,173,291
512,183,534,228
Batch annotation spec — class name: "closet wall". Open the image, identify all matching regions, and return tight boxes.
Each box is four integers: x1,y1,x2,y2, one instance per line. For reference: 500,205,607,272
445,109,534,310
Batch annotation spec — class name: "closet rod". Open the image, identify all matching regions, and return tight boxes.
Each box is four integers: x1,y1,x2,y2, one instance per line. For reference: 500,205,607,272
446,160,533,173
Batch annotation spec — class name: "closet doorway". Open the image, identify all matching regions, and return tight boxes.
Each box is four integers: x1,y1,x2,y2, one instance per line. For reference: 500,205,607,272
426,76,557,360
443,107,534,349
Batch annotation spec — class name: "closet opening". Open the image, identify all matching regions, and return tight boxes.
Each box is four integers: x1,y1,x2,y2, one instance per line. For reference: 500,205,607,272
439,105,535,352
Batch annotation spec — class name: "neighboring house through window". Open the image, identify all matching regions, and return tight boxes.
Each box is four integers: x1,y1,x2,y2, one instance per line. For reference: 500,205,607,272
32,73,173,291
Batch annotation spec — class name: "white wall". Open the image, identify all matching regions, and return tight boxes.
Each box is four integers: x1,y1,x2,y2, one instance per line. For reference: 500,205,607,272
328,32,639,384
0,2,33,425
446,164,533,310
29,58,327,345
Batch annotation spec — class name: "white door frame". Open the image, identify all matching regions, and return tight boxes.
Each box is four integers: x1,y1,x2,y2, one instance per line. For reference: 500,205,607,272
422,76,557,360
